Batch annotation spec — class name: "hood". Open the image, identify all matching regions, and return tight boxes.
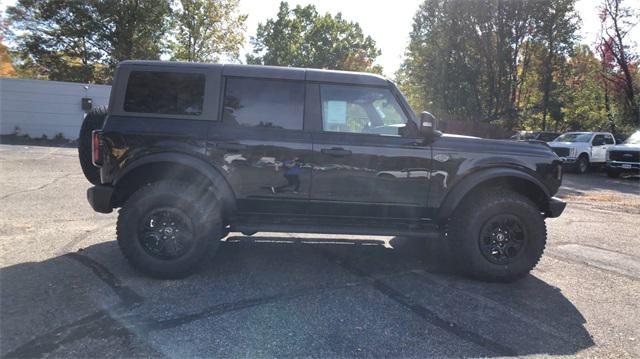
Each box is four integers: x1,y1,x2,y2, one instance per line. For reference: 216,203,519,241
609,143,640,151
549,142,581,148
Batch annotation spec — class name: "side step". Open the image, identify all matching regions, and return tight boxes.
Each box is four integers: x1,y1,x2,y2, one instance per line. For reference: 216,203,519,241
229,213,440,237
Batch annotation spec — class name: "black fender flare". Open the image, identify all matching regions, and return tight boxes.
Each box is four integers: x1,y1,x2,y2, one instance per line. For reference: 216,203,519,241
436,167,551,222
113,152,236,213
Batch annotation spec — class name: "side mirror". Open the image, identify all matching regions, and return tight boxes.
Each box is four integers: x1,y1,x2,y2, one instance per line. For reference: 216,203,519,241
419,111,438,137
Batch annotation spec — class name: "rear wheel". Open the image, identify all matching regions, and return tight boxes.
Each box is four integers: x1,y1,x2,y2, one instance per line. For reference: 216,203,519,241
575,154,589,174
78,107,107,185
448,190,546,282
117,181,224,279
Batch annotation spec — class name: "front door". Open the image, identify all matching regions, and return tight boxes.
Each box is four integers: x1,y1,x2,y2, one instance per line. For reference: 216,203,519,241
308,83,431,218
206,76,312,214
591,134,613,163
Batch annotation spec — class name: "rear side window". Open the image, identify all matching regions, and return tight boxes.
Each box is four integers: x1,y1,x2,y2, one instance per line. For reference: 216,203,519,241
604,134,615,144
124,71,205,115
223,78,304,130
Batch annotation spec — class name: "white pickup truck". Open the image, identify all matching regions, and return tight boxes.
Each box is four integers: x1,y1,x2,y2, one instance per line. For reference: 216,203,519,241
549,132,616,174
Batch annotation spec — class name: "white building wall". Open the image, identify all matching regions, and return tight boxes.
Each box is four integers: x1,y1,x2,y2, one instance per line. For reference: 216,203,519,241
0,77,112,139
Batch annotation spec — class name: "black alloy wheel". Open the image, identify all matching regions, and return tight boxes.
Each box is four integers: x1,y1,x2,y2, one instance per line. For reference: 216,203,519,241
138,207,195,260
478,214,527,265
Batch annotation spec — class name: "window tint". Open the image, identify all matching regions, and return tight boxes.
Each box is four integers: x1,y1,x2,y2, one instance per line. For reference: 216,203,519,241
592,135,605,145
124,71,205,115
320,85,408,136
540,133,559,141
223,78,304,130
604,134,615,144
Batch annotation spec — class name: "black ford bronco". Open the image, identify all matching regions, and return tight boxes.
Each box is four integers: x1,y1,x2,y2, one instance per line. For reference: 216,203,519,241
79,60,566,281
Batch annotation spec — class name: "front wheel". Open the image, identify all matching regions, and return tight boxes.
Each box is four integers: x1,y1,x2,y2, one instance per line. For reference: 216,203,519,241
575,155,589,174
447,191,546,282
117,181,224,279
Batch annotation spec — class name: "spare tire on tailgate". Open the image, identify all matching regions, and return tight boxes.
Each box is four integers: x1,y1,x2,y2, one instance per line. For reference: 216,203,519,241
78,107,107,185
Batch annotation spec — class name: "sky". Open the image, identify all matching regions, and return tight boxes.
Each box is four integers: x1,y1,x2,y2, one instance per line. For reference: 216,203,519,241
2,0,639,77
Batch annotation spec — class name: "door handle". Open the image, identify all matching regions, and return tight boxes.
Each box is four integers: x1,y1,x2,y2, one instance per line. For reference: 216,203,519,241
321,147,352,156
216,142,247,151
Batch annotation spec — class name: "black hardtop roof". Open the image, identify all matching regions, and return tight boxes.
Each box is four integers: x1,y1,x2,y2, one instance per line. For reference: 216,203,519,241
118,60,389,86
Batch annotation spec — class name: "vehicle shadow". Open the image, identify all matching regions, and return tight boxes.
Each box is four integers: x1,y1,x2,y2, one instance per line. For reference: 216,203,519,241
1,235,594,358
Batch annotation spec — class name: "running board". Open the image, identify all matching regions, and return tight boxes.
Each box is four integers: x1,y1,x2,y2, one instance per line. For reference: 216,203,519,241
229,214,440,237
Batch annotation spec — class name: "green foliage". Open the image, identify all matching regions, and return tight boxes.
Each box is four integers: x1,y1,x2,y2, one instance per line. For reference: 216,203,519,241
247,1,382,73
558,46,608,131
399,0,578,130
6,0,173,83
170,0,246,62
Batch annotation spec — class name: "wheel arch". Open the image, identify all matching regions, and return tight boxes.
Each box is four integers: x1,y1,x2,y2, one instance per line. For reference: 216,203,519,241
437,168,552,222
112,152,236,216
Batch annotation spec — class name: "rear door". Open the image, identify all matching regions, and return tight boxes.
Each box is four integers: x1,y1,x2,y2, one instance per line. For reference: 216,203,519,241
308,83,432,218
205,73,312,214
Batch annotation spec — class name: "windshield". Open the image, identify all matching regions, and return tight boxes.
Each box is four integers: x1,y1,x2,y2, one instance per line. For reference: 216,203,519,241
554,133,591,143
624,131,640,144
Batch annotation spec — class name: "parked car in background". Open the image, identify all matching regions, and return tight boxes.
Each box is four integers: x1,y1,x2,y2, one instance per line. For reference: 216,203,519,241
606,130,640,178
510,131,560,142
549,132,616,174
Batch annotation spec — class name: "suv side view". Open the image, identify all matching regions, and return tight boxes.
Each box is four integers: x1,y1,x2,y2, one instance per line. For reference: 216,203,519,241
80,61,566,282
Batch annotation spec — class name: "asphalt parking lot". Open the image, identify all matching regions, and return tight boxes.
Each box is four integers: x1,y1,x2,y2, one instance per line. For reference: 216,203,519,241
1,144,639,358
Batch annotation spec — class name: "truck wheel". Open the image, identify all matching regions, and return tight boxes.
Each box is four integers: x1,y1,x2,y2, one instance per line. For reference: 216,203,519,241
448,190,546,282
78,107,107,185
575,154,589,174
116,181,223,279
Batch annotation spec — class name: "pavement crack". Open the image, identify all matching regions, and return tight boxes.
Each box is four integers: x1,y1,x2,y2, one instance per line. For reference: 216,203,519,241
0,173,72,200
408,270,579,345
65,253,144,306
59,222,113,254
311,245,518,357
4,281,367,358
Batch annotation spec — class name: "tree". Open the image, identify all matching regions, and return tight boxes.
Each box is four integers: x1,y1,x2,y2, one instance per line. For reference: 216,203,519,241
534,0,579,131
598,0,639,126
170,0,246,62
0,14,16,77
6,0,172,83
247,1,381,73
398,0,578,131
399,0,540,125
561,45,609,131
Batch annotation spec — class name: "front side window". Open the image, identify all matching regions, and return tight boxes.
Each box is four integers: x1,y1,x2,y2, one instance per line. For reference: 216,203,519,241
124,71,205,115
223,78,304,130
320,85,408,136
592,135,605,145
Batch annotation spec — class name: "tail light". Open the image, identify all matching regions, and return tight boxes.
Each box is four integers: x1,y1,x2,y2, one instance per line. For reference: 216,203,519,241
91,130,102,167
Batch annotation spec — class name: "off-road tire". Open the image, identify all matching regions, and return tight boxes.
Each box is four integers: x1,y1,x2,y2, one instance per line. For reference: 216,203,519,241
448,190,546,282
78,107,107,185
117,181,223,279
575,154,589,174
